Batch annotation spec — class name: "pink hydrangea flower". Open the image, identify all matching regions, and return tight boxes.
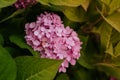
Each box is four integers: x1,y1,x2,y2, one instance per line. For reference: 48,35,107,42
14,0,37,8
25,12,82,72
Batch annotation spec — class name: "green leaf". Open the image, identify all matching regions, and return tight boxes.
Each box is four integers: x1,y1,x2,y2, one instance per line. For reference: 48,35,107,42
96,63,120,80
81,0,90,11
0,46,16,80
97,6,120,32
38,0,87,7
105,43,113,56
114,41,120,57
106,12,120,32
101,12,120,32
78,37,101,69
48,5,86,22
78,36,95,69
37,0,50,6
111,29,120,46
9,35,39,56
97,21,113,53
109,0,120,14
63,16,80,30
0,9,1,12
93,21,112,52
101,0,111,5
62,7,86,22
101,0,120,14
0,0,17,8
0,34,4,45
70,65,94,80
15,56,62,80
79,35,88,51
78,51,95,69
0,9,25,23
55,73,69,80
118,8,120,12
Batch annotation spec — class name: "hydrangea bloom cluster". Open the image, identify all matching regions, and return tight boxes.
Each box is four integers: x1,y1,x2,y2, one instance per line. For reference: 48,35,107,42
25,12,82,72
14,0,37,8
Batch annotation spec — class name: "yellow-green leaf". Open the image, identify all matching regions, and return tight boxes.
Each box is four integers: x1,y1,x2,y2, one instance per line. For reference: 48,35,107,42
38,0,86,7
0,46,16,80
62,7,86,22
0,0,17,8
114,41,120,57
9,35,39,56
15,56,62,80
97,63,120,80
104,12,120,32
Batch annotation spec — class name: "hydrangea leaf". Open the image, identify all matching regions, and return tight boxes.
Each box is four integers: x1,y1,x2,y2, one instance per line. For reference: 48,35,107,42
79,35,88,51
96,63,120,80
69,66,94,80
105,43,114,56
101,0,120,14
81,0,90,11
77,36,95,69
106,12,120,32
15,56,62,80
111,29,120,46
98,6,120,32
9,35,39,57
51,0,87,7
109,0,120,14
0,46,16,80
92,21,112,53
78,51,95,69
0,0,17,8
48,6,87,22
101,0,111,5
62,7,86,22
63,16,80,29
114,41,120,57
102,12,120,32
0,34,4,45
55,73,69,80
78,37,100,69
0,9,25,23
37,0,50,5
38,0,86,7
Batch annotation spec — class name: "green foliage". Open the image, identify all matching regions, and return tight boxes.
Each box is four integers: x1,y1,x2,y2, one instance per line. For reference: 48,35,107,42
78,36,101,69
15,56,62,80
81,0,90,11
0,9,25,23
93,21,113,53
0,34,4,45
0,46,16,80
62,6,86,22
101,0,120,14
0,0,120,80
9,35,40,56
105,43,114,56
38,0,87,7
55,73,69,80
68,65,95,80
111,29,120,45
114,41,120,57
103,12,120,32
0,0,17,8
96,62,120,80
